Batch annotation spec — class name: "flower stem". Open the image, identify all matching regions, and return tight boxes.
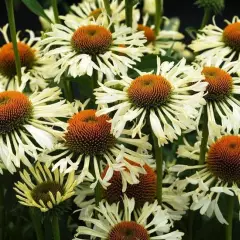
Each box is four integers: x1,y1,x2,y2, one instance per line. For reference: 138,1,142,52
5,0,21,85
154,0,163,36
226,196,234,240
51,215,61,240
95,181,102,206
200,8,211,29
29,208,44,240
151,130,163,204
199,106,208,165
103,0,114,32
125,0,133,27
63,80,73,102
0,183,4,240
51,0,60,24
89,67,98,108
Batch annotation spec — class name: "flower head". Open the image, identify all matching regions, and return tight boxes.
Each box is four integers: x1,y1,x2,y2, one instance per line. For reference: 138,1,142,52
14,162,77,212
135,14,184,55
40,101,152,189
189,16,240,61
0,82,72,174
95,57,207,146
0,24,57,91
194,56,240,138
74,195,184,240
65,0,140,25
39,15,146,82
172,134,240,224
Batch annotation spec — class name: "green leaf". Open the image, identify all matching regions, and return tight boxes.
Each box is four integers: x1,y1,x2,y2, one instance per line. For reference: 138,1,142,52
21,0,52,23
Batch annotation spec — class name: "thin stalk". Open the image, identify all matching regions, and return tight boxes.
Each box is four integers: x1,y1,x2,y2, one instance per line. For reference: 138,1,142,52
200,8,211,29
63,80,73,102
151,131,163,204
51,215,60,240
5,0,21,85
103,0,114,32
225,196,234,240
0,183,4,240
125,0,133,27
199,106,209,165
89,67,98,108
51,0,60,24
29,208,44,240
154,0,163,36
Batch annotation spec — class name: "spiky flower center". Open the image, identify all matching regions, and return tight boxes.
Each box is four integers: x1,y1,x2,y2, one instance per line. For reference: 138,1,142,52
32,181,64,205
71,25,112,55
0,91,33,134
137,24,155,43
88,8,102,20
207,136,240,183
108,221,149,240
223,22,240,52
64,110,116,155
102,163,156,207
202,66,233,101
128,74,172,108
0,42,35,78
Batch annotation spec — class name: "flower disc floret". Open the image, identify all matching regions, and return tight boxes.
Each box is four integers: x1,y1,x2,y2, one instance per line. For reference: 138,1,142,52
207,136,240,183
71,25,112,55
137,24,155,43
102,163,156,206
0,42,35,78
32,181,64,205
108,221,149,240
64,110,116,155
0,91,32,134
223,22,240,52
202,66,233,101
128,74,172,108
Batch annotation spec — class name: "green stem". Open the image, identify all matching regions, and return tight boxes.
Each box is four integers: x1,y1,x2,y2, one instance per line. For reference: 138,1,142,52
200,8,211,29
225,196,234,240
29,208,44,240
125,0,133,27
0,183,4,240
95,181,102,206
151,130,163,204
103,0,114,32
90,67,98,108
51,215,60,240
154,0,163,36
199,106,209,165
5,0,21,85
63,80,73,102
51,0,60,23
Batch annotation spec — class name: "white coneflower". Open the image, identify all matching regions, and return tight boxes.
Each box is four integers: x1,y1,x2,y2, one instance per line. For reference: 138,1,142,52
74,195,184,240
189,16,240,61
39,14,146,82
14,162,77,212
95,57,207,146
172,134,240,224
65,0,140,26
136,14,184,55
40,101,152,189
194,56,240,138
0,24,57,91
74,161,189,222
0,81,72,174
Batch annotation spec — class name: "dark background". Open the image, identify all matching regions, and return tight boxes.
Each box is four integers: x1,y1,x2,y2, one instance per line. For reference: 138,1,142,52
0,0,239,33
